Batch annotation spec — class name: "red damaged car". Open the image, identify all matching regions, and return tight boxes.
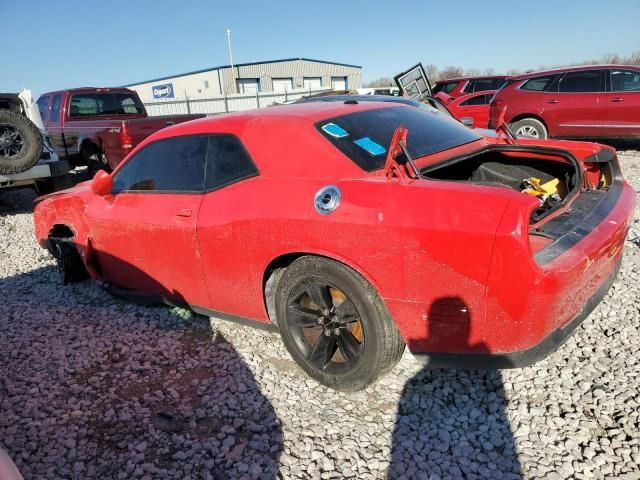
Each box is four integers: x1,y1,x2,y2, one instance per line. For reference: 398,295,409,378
433,75,508,102
34,102,635,391
444,90,496,128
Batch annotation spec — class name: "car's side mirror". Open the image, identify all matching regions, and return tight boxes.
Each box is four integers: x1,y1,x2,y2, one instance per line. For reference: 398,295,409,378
91,170,113,196
460,117,475,128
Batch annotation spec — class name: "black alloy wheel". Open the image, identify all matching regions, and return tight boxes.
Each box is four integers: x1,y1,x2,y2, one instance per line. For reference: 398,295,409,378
275,256,405,391
287,279,365,373
0,124,24,158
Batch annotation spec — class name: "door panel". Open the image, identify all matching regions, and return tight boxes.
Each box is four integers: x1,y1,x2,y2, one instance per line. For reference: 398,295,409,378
84,133,210,305
452,93,492,128
86,193,209,306
601,69,640,136
548,70,606,137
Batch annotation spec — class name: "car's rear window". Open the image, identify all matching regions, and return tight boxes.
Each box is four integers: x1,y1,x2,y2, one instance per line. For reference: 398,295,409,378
317,106,482,172
69,93,144,117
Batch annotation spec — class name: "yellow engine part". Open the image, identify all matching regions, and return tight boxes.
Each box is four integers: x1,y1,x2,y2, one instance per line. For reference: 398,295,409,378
523,177,561,197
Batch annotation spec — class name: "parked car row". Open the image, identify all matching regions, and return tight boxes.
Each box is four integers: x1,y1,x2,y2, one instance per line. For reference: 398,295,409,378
430,64,640,142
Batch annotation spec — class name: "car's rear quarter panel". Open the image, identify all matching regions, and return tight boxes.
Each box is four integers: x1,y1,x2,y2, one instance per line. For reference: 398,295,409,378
483,179,634,354
196,169,512,348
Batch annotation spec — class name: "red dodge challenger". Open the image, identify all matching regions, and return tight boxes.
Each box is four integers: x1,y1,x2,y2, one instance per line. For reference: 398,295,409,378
33,102,635,391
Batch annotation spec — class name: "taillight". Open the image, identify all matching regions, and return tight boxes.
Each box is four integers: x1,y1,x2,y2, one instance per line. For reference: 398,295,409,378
120,126,133,150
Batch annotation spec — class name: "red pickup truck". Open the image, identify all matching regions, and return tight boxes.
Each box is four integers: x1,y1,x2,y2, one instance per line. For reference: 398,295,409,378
37,87,203,174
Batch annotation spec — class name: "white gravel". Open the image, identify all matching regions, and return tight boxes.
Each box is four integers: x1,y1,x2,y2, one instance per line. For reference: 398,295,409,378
1,150,639,480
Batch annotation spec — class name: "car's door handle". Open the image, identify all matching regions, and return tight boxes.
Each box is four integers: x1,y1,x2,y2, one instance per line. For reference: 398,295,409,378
165,121,175,126
610,98,624,102
547,99,559,104
175,208,192,217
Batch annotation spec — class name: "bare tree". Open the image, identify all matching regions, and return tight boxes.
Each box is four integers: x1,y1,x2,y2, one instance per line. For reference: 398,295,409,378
425,64,439,82
627,51,640,65
439,66,464,80
371,52,640,87
601,53,622,64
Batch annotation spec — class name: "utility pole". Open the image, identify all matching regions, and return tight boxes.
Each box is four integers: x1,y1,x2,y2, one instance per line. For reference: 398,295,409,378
226,29,235,95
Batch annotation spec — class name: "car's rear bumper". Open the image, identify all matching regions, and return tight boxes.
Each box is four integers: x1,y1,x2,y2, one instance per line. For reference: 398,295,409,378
411,256,621,369
400,154,634,366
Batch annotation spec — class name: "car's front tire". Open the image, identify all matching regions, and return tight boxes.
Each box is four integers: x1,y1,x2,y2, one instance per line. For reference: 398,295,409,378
510,117,548,139
48,237,89,285
275,256,405,391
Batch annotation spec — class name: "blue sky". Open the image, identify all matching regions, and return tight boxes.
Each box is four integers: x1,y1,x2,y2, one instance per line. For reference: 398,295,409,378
3,0,639,96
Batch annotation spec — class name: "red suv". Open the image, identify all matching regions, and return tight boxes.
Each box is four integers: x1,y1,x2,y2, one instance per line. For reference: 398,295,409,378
432,75,508,102
489,65,640,139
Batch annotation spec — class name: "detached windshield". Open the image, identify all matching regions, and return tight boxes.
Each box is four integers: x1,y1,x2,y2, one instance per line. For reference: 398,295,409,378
317,106,481,171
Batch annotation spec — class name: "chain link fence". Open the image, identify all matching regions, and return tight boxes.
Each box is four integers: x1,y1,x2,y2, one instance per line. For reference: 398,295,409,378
141,87,332,116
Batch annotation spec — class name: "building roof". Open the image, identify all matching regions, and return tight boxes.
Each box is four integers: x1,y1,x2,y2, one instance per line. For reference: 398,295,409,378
121,57,362,87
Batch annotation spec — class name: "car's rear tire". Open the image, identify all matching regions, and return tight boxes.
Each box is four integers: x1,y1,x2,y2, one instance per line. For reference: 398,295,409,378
0,110,43,174
275,256,405,391
48,237,89,285
510,117,548,139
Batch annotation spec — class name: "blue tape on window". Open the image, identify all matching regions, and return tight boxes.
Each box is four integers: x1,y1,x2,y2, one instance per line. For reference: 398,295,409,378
322,123,349,138
354,137,386,156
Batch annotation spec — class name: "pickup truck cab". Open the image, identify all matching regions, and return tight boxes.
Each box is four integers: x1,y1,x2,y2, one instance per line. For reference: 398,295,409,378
37,88,204,174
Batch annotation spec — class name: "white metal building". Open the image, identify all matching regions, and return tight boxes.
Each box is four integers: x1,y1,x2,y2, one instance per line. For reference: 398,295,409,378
122,58,362,101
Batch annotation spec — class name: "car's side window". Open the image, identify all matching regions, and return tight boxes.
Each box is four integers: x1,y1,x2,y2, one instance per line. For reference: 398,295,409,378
205,135,258,192
470,79,494,92
610,69,640,92
460,94,490,106
112,135,208,193
50,95,61,122
70,94,99,117
558,70,605,93
37,96,50,121
520,75,559,92
434,82,457,95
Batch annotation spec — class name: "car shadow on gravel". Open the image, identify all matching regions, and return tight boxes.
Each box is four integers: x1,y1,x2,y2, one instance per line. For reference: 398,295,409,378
0,265,283,479
0,187,38,217
389,297,521,480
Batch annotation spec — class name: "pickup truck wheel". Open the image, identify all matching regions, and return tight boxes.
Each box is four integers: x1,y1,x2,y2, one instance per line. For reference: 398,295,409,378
34,174,74,196
510,118,548,139
0,110,43,174
275,256,405,391
48,238,88,285
82,147,111,179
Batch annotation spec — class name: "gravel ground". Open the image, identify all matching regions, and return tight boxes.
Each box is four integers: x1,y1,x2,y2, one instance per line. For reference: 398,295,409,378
1,150,639,480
